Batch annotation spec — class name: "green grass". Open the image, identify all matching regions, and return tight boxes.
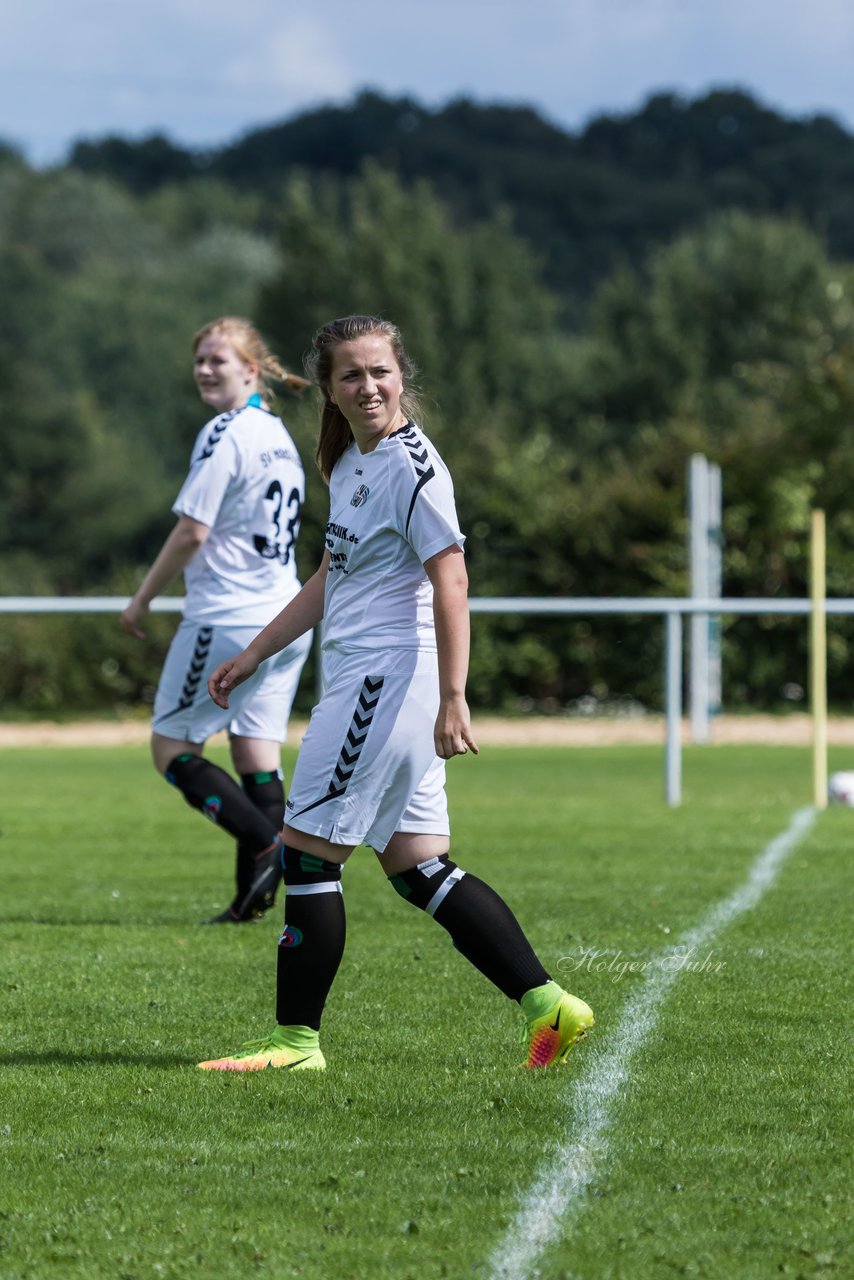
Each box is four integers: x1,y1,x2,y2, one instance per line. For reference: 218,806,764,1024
0,743,850,1279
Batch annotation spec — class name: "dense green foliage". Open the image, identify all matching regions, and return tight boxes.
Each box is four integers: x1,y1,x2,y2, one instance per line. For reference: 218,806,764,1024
69,87,854,314
3,88,854,716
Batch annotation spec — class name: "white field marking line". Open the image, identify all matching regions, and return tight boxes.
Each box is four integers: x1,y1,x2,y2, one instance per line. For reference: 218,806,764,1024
487,805,816,1280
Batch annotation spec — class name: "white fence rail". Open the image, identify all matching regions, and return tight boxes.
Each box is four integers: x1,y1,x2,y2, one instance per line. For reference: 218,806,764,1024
4,595,850,807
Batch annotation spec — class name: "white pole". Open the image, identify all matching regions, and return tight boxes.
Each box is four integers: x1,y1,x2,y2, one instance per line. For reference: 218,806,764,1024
707,461,723,716
689,454,710,743
810,511,828,809
665,611,683,807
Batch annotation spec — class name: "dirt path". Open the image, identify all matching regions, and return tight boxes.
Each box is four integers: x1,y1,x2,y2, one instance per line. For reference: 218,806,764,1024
2,714,854,747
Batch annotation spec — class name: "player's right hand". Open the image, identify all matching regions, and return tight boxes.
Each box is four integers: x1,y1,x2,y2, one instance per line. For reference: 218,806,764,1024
208,652,258,708
119,599,148,639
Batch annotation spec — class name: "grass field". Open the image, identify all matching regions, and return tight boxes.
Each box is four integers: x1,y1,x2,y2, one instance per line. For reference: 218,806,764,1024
0,741,850,1280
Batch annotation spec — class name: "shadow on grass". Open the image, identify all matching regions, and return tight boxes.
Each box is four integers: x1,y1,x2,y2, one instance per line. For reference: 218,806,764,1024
2,1050,192,1067
0,917,223,928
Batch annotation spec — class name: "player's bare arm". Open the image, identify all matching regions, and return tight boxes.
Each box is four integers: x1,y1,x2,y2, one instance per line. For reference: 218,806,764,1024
120,515,210,638
425,544,479,760
208,554,329,708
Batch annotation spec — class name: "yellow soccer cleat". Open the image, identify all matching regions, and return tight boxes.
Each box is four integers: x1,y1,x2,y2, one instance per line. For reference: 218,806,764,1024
198,1029,326,1072
521,988,594,1068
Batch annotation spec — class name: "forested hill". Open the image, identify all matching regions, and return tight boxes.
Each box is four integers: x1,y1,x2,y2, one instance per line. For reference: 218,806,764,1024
66,87,854,309
5,86,854,715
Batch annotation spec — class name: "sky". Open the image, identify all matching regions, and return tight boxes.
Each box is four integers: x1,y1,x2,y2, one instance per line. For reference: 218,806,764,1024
3,0,854,165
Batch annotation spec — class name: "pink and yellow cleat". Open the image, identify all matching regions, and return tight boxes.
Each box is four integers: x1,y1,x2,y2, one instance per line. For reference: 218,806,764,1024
198,1028,326,1072
521,988,594,1068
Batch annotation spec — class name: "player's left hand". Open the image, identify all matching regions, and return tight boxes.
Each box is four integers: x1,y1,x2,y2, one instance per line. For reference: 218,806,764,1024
434,696,479,760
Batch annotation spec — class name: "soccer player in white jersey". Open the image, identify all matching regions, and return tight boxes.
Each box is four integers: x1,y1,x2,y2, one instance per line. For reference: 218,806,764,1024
121,317,312,923
198,314,594,1070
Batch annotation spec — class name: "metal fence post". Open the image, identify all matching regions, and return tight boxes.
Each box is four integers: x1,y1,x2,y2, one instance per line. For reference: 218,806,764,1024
665,611,683,807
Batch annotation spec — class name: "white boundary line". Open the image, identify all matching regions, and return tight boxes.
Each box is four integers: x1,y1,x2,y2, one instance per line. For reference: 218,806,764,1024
487,805,817,1280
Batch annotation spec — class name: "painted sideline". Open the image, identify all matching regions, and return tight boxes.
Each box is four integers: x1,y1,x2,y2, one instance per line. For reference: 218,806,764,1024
487,806,817,1280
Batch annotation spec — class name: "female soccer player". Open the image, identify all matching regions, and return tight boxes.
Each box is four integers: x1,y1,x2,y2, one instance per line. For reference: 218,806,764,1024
198,314,593,1069
121,317,312,923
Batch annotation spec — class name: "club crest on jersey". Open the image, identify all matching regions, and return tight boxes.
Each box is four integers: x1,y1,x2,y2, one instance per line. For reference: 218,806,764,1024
350,484,370,508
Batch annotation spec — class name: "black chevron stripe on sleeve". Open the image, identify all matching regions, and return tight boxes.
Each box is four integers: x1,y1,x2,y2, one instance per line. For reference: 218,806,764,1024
195,407,240,461
395,426,436,536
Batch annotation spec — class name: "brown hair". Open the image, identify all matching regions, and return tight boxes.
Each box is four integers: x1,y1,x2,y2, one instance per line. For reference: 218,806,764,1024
304,315,422,483
192,316,311,402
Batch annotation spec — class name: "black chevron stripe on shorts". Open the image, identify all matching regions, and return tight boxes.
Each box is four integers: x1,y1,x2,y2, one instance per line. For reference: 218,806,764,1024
287,674,386,820
158,626,213,721
330,674,385,790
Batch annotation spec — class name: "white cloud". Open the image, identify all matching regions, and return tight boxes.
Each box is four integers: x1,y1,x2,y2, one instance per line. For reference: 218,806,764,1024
223,16,352,100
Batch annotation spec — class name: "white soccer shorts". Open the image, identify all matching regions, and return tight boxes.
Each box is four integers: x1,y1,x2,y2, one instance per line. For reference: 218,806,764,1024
152,619,311,744
284,645,449,853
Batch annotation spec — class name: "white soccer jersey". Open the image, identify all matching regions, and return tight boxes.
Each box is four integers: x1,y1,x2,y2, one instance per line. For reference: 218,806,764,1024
321,422,464,651
173,400,306,625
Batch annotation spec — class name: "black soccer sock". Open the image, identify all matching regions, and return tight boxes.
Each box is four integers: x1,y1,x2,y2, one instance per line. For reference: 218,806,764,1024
236,770,286,898
390,855,550,1002
165,753,278,851
240,769,286,830
276,847,346,1030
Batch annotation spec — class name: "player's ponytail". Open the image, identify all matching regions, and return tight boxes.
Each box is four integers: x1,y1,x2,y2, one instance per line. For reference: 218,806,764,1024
192,317,311,405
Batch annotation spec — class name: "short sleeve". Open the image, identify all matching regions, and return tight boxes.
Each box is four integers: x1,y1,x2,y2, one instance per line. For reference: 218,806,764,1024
171,425,239,526
391,431,465,564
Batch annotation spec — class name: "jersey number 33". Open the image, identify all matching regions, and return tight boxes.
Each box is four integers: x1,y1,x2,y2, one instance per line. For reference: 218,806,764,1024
254,481,302,565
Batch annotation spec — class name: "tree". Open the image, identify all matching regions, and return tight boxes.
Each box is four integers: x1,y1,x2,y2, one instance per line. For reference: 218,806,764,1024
0,162,283,589
565,211,854,707
255,163,598,706
65,88,854,317
69,133,201,194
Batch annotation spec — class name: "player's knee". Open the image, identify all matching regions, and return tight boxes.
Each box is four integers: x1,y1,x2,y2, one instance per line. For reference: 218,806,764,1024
165,752,202,783
282,846,344,890
164,752,220,819
389,855,465,916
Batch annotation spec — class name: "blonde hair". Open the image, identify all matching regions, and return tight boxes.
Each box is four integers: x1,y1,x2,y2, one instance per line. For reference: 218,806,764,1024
192,316,311,401
304,315,422,483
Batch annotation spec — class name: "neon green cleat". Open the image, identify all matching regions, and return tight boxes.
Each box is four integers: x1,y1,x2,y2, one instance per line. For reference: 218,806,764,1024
521,988,594,1068
197,1030,326,1072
